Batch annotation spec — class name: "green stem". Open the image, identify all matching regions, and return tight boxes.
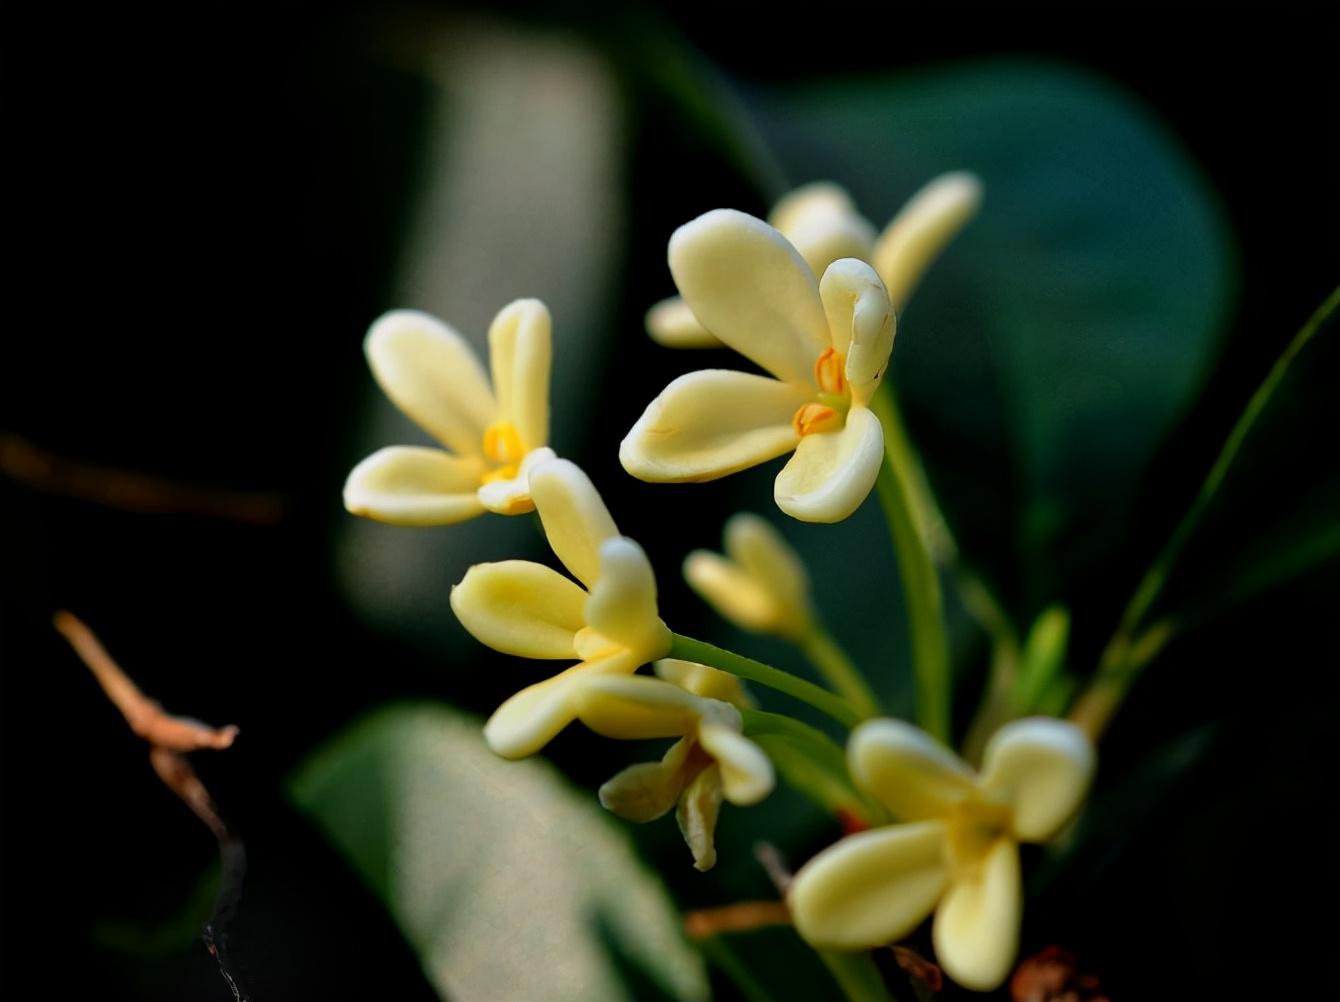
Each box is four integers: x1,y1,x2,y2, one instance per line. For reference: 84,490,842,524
869,388,951,741
797,625,882,719
669,633,862,728
818,950,902,1002
698,936,779,1002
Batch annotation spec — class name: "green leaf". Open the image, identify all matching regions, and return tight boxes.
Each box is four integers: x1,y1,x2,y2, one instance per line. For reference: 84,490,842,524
289,702,709,1002
752,61,1234,598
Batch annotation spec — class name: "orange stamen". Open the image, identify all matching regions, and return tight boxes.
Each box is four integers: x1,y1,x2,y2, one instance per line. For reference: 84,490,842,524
814,347,846,395
792,403,842,437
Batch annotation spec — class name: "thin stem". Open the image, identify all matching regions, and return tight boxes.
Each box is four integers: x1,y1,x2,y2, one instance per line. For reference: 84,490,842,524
798,625,882,719
869,388,951,741
818,950,902,1002
669,633,862,728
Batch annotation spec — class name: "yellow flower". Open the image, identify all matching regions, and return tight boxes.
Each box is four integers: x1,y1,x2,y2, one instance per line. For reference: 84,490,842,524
450,458,671,759
789,718,1094,992
571,672,773,871
620,211,896,523
683,513,814,640
344,300,556,525
646,173,982,349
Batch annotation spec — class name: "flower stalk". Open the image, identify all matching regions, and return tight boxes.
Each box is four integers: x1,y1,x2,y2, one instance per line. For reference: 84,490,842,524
798,625,882,720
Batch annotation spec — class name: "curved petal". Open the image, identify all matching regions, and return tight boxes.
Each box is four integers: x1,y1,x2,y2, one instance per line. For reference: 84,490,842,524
768,182,856,234
699,722,773,806
872,171,983,311
344,446,486,526
774,406,884,523
620,370,808,483
475,446,556,515
676,765,725,871
529,458,619,589
365,310,496,456
598,738,694,822
646,297,722,349
654,659,752,708
932,838,1021,992
724,513,813,629
668,209,830,384
570,674,703,740
979,718,1096,842
683,550,782,634
450,560,586,659
787,214,879,278
790,821,949,950
482,653,637,759
585,537,670,661
848,718,976,821
488,298,551,451
819,259,895,406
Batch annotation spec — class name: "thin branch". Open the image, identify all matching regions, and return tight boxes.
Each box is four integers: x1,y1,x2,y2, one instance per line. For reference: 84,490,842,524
683,902,792,940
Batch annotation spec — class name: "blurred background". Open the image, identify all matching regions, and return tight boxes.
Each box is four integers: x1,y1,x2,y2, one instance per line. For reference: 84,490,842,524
3,4,1337,999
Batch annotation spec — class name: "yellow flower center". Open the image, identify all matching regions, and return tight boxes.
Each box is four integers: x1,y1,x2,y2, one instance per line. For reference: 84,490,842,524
481,420,525,482
792,347,851,437
945,797,1012,878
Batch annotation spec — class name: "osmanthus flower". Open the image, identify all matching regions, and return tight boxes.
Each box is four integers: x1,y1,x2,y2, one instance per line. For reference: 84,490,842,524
645,173,982,349
789,718,1095,992
570,670,773,870
682,512,814,640
621,211,896,523
449,458,671,758
344,300,556,525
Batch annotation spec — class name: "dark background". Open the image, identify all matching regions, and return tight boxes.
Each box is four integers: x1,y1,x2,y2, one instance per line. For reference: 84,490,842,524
2,4,1336,1000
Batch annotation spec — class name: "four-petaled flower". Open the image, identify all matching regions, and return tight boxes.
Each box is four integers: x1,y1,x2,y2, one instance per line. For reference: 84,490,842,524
789,717,1095,992
450,458,671,758
621,210,896,523
571,666,772,870
345,300,556,525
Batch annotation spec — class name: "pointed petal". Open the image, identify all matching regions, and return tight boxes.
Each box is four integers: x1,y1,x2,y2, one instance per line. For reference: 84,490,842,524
979,718,1096,842
571,674,703,740
932,838,1021,992
872,171,983,311
585,537,670,661
620,370,808,483
790,821,949,949
646,297,722,349
848,719,976,821
529,458,619,589
819,259,895,405
668,209,830,384
599,738,694,822
476,446,556,515
343,446,486,526
724,513,813,630
676,765,725,871
699,723,773,806
482,653,637,759
450,560,586,659
654,659,753,708
683,550,782,634
774,406,884,523
488,298,551,451
365,310,495,456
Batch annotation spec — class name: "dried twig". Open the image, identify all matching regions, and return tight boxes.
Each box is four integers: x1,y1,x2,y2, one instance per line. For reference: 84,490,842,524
683,901,792,940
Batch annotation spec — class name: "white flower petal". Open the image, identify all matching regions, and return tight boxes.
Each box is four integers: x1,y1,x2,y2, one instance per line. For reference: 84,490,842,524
979,718,1096,842
343,446,486,526
450,560,587,659
767,182,857,235
724,513,813,630
774,406,884,523
676,765,725,871
482,653,637,759
529,458,619,590
932,837,1021,992
790,821,949,950
598,738,694,822
848,718,977,821
819,259,895,405
621,370,808,482
585,537,670,662
365,310,496,456
654,659,752,708
487,298,551,451
571,674,703,740
646,297,722,349
475,446,556,515
872,171,983,311
683,551,782,634
698,722,773,806
668,209,831,384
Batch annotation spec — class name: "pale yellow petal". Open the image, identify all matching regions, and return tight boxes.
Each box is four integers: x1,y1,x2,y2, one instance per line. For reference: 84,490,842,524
654,659,753,708
818,259,895,406
475,446,556,515
646,297,722,349
585,537,670,662
724,513,813,632
365,310,496,456
682,551,782,634
932,838,1021,992
790,821,949,950
620,370,808,482
698,722,773,806
570,674,703,740
872,171,983,311
488,298,551,450
774,406,884,523
676,765,725,871
668,209,830,384
482,653,637,759
450,560,586,659
979,718,1095,842
848,718,976,821
529,458,619,589
786,214,879,278
767,182,857,234
598,738,694,822
343,446,486,526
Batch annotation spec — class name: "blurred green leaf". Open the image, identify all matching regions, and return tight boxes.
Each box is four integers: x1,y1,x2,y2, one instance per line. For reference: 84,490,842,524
752,62,1235,600
289,703,709,1002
